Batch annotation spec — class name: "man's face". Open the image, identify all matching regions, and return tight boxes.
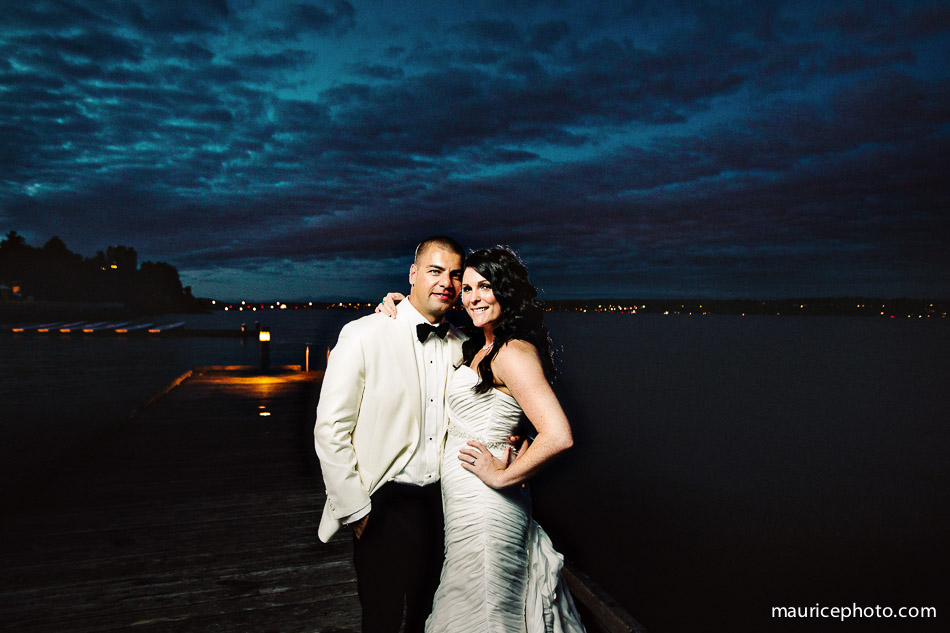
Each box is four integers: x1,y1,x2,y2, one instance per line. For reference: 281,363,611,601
408,246,463,322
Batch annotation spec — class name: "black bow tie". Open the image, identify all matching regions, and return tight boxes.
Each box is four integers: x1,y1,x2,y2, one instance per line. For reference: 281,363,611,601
417,322,449,343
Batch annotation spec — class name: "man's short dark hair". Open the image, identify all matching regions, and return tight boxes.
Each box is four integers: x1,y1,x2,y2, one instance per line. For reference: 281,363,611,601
414,235,464,265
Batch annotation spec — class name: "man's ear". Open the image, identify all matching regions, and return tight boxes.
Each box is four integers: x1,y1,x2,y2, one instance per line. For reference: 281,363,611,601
409,263,417,286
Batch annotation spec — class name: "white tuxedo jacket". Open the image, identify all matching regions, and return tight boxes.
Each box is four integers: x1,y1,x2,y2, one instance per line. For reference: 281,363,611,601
314,312,465,542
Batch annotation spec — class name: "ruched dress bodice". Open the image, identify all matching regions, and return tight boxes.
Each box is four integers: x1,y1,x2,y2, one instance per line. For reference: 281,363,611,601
445,363,526,456
425,366,585,633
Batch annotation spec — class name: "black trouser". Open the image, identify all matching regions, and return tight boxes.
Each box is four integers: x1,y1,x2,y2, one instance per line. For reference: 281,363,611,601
353,481,444,633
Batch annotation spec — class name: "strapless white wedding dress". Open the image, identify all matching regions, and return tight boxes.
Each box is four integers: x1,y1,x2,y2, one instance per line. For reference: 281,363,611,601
425,365,586,633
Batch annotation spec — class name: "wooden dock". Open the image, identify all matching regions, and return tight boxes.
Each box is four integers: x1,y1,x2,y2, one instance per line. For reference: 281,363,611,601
0,367,360,633
0,367,644,633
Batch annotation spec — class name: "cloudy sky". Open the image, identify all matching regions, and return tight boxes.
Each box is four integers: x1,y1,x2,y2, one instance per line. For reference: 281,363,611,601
1,0,948,300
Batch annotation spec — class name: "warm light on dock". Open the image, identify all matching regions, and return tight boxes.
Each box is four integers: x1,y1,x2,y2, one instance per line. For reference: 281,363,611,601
259,327,271,371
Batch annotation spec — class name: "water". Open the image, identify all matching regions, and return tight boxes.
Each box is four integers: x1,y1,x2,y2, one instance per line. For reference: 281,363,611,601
2,311,948,631
0,309,356,498
536,314,950,631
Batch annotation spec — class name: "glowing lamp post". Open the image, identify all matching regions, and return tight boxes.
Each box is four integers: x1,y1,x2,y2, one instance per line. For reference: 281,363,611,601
259,327,271,372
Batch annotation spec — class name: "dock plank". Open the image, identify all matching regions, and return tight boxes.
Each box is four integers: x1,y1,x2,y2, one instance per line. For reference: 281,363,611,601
0,368,360,633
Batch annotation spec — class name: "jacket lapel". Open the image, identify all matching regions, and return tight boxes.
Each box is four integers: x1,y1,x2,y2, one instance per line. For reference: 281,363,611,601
443,326,465,375
390,317,422,425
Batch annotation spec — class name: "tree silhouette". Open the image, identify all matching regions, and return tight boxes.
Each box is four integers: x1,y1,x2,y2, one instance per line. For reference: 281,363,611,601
0,232,198,313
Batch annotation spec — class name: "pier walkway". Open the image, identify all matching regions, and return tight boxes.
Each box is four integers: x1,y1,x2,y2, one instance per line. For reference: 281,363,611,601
0,367,359,632
0,367,643,633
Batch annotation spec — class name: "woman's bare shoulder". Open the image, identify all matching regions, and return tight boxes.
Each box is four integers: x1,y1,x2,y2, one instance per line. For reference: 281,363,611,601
494,339,542,371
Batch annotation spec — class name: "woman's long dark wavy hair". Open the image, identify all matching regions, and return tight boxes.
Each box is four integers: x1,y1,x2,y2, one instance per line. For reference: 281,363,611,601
461,247,555,393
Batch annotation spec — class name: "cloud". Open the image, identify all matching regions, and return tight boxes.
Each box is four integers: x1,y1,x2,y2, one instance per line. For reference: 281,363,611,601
28,31,144,64
0,1,108,31
832,71,950,133
450,19,524,46
126,0,230,35
893,4,950,40
165,41,216,64
229,50,313,71
345,63,404,80
286,1,356,36
527,20,570,52
1,0,948,299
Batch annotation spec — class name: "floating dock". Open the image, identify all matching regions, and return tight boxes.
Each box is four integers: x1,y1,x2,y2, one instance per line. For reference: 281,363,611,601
37,320,86,333
82,321,132,333
9,321,65,333
147,320,186,333
9,321,249,337
114,322,153,333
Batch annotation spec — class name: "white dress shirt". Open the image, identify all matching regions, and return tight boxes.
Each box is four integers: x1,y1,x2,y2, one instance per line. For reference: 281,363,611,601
341,299,449,525
391,299,448,486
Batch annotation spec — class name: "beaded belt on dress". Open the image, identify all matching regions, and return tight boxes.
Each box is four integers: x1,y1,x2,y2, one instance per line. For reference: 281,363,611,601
446,421,510,451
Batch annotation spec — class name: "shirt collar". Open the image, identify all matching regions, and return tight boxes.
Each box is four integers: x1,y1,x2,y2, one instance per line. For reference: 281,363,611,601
397,296,445,327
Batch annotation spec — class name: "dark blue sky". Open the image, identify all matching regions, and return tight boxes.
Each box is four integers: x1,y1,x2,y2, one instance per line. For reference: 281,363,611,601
1,0,948,300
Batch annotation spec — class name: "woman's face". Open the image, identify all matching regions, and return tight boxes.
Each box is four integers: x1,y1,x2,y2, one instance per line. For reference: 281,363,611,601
461,267,502,330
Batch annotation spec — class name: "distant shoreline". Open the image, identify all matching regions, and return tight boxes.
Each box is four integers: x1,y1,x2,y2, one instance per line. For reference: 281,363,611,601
539,297,948,318
0,300,207,324
3,296,947,322
203,297,947,318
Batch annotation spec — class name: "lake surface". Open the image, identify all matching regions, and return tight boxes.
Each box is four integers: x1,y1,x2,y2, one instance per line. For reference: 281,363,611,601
2,311,948,631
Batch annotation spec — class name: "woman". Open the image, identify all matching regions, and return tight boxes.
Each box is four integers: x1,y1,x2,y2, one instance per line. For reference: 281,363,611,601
382,247,586,633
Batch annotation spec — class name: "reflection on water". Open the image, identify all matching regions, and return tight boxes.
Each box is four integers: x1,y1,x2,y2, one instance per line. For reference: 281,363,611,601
2,310,948,631
0,309,358,498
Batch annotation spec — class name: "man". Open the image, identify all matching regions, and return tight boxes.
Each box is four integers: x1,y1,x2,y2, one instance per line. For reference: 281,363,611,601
314,236,465,633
